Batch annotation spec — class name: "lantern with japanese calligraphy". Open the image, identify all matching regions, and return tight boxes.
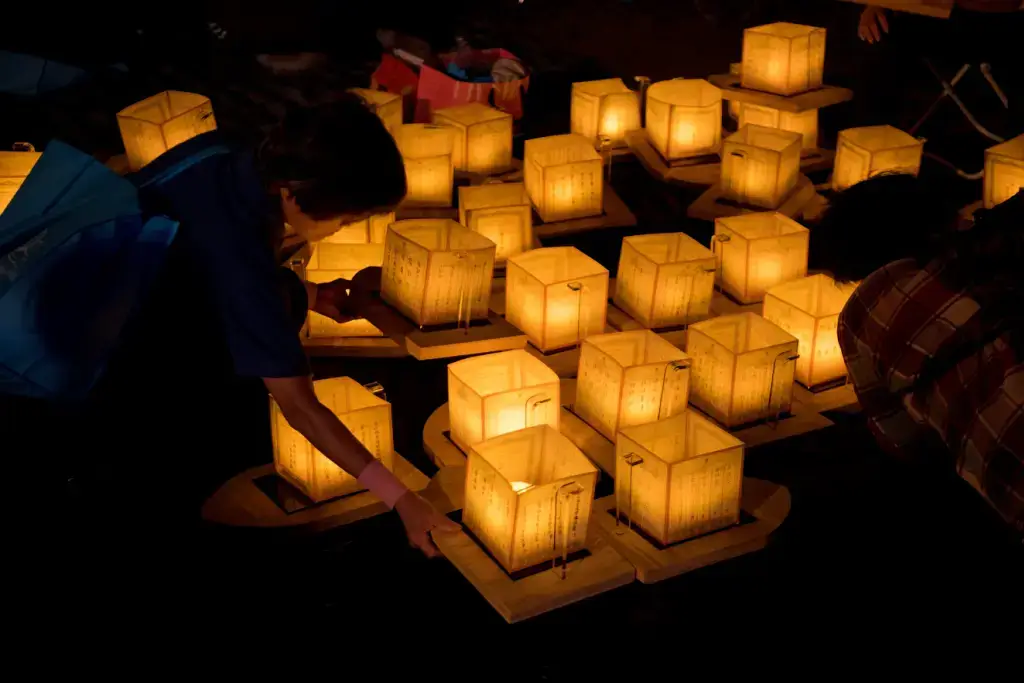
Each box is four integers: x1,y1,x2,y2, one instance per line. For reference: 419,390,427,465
394,124,456,207
463,425,599,574
739,103,818,150
0,148,40,215
448,349,561,453
351,88,403,134
304,242,386,338
506,247,609,352
381,219,495,326
272,377,394,502
741,23,826,96
832,125,924,192
645,79,723,161
570,78,641,147
117,91,217,171
524,134,604,223
614,233,716,328
321,212,395,245
458,183,533,263
762,274,856,388
687,312,799,427
983,134,1024,209
616,410,744,545
575,330,691,442
721,124,802,209
432,103,513,175
713,211,809,305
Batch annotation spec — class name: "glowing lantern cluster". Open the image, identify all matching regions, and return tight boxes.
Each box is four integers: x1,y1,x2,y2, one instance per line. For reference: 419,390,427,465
983,134,1024,209
524,134,604,223
614,232,716,328
463,425,599,574
380,219,496,327
575,330,692,441
741,23,826,96
272,377,394,502
433,103,513,175
713,211,809,305
321,212,395,245
351,88,403,134
570,78,641,147
458,183,533,263
615,410,744,545
447,349,561,453
394,124,457,207
645,79,723,161
738,103,818,150
506,246,609,352
117,91,217,171
721,124,802,209
832,125,923,192
304,242,386,338
686,312,799,427
0,149,40,215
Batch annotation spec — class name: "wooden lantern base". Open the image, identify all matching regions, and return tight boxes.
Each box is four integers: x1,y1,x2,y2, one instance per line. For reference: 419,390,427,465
708,73,854,113
625,130,722,187
457,158,525,185
302,334,406,358
686,175,819,222
200,453,429,532
793,381,859,414
727,403,835,447
533,184,637,238
591,478,791,583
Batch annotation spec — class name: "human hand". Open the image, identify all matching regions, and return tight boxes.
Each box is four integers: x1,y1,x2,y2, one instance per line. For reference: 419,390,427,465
394,491,462,558
858,6,889,43
313,278,355,323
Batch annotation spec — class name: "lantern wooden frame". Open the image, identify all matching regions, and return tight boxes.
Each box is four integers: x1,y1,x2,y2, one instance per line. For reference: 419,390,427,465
458,183,533,263
570,78,641,148
0,149,41,215
117,91,217,171
738,103,818,151
741,23,826,97
983,134,1024,209
351,87,403,134
394,124,457,207
524,134,604,223
645,79,723,161
433,103,514,175
721,125,803,210
321,212,395,245
713,211,810,305
832,125,924,191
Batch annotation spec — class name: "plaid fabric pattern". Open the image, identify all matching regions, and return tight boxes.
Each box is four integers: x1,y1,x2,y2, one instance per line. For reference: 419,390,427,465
839,258,1024,536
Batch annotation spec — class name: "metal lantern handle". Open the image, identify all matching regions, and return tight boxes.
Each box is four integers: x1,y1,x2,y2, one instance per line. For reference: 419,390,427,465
657,359,691,420
524,393,552,429
12,142,35,152
598,135,613,184
711,233,731,289
553,481,585,580
767,350,799,428
362,381,387,401
615,452,645,534
567,281,586,348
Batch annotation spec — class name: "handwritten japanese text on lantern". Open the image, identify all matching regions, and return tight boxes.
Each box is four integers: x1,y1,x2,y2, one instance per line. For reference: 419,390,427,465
117,91,217,171
433,103,513,175
983,134,1024,209
713,211,809,305
645,79,722,161
571,79,641,147
721,124,802,209
741,22,826,97
524,134,604,223
394,124,457,207
458,183,533,263
832,125,923,192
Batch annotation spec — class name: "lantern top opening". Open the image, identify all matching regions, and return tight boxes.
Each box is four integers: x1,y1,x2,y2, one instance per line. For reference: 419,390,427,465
389,219,495,251
459,183,529,211
840,125,921,152
435,102,511,125
690,312,797,354
118,91,210,124
729,124,803,152
620,410,743,465
312,376,389,414
394,124,456,157
508,246,607,285
765,274,856,318
573,78,634,97
524,134,602,166
624,232,714,265
472,425,598,488
585,330,690,368
448,349,559,397
350,87,401,109
746,22,825,40
987,134,1024,160
716,211,807,241
646,79,721,107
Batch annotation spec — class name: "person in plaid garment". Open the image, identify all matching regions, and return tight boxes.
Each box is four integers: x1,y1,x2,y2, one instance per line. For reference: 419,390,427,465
815,175,1023,537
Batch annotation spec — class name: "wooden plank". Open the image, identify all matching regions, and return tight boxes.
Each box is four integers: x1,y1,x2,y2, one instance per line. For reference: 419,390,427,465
560,407,616,476
837,0,953,19
708,74,854,113
592,478,791,583
686,175,818,222
605,301,647,332
793,382,860,414
525,343,582,379
458,158,524,185
732,402,835,447
710,289,763,316
625,129,721,187
405,315,528,360
422,404,468,469
302,335,406,358
533,185,637,239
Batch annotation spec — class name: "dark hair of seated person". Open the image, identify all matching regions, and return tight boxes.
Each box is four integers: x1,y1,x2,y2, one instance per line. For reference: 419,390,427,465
256,92,407,221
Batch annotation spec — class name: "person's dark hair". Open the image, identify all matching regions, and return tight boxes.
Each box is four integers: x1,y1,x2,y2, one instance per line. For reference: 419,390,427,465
258,93,406,220
810,173,958,283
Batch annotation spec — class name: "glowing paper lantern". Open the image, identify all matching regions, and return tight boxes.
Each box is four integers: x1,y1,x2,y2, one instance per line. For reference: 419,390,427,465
117,91,217,170
463,425,599,574
763,274,856,388
645,79,723,161
432,103,513,175
351,88,403,134
458,183,533,263
832,125,923,192
983,134,1024,209
739,103,818,150
272,377,394,502
575,330,692,441
616,410,744,545
741,23,826,96
305,243,386,338
687,312,799,427
380,219,496,326
713,211,809,305
394,124,456,207
0,149,41,215
448,349,561,453
506,247,609,352
524,134,604,223
721,125,802,209
570,78,641,147
321,212,395,245
614,233,716,328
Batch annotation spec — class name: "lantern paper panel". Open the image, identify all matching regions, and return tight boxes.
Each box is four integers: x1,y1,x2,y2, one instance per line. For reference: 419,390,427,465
983,134,1024,209
570,79,641,147
614,233,716,328
458,184,533,263
321,212,395,245
381,219,496,326
714,211,809,305
524,134,604,223
351,88,403,134
463,425,599,574
616,411,745,545
433,103,513,175
305,243,386,337
763,274,856,387
739,103,818,150
394,124,456,207
721,125,802,209
645,79,723,161
0,150,41,215
506,247,609,352
741,23,826,96
575,330,692,441
272,377,394,502
448,349,561,453
686,312,799,427
832,125,923,192
117,91,217,171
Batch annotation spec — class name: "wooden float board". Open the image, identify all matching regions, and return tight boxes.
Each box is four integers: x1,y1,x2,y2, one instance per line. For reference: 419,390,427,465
532,184,637,238
686,175,818,222
708,74,854,113
625,129,722,187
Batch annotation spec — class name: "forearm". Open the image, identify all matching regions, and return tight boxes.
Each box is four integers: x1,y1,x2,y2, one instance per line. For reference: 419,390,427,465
281,398,376,478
